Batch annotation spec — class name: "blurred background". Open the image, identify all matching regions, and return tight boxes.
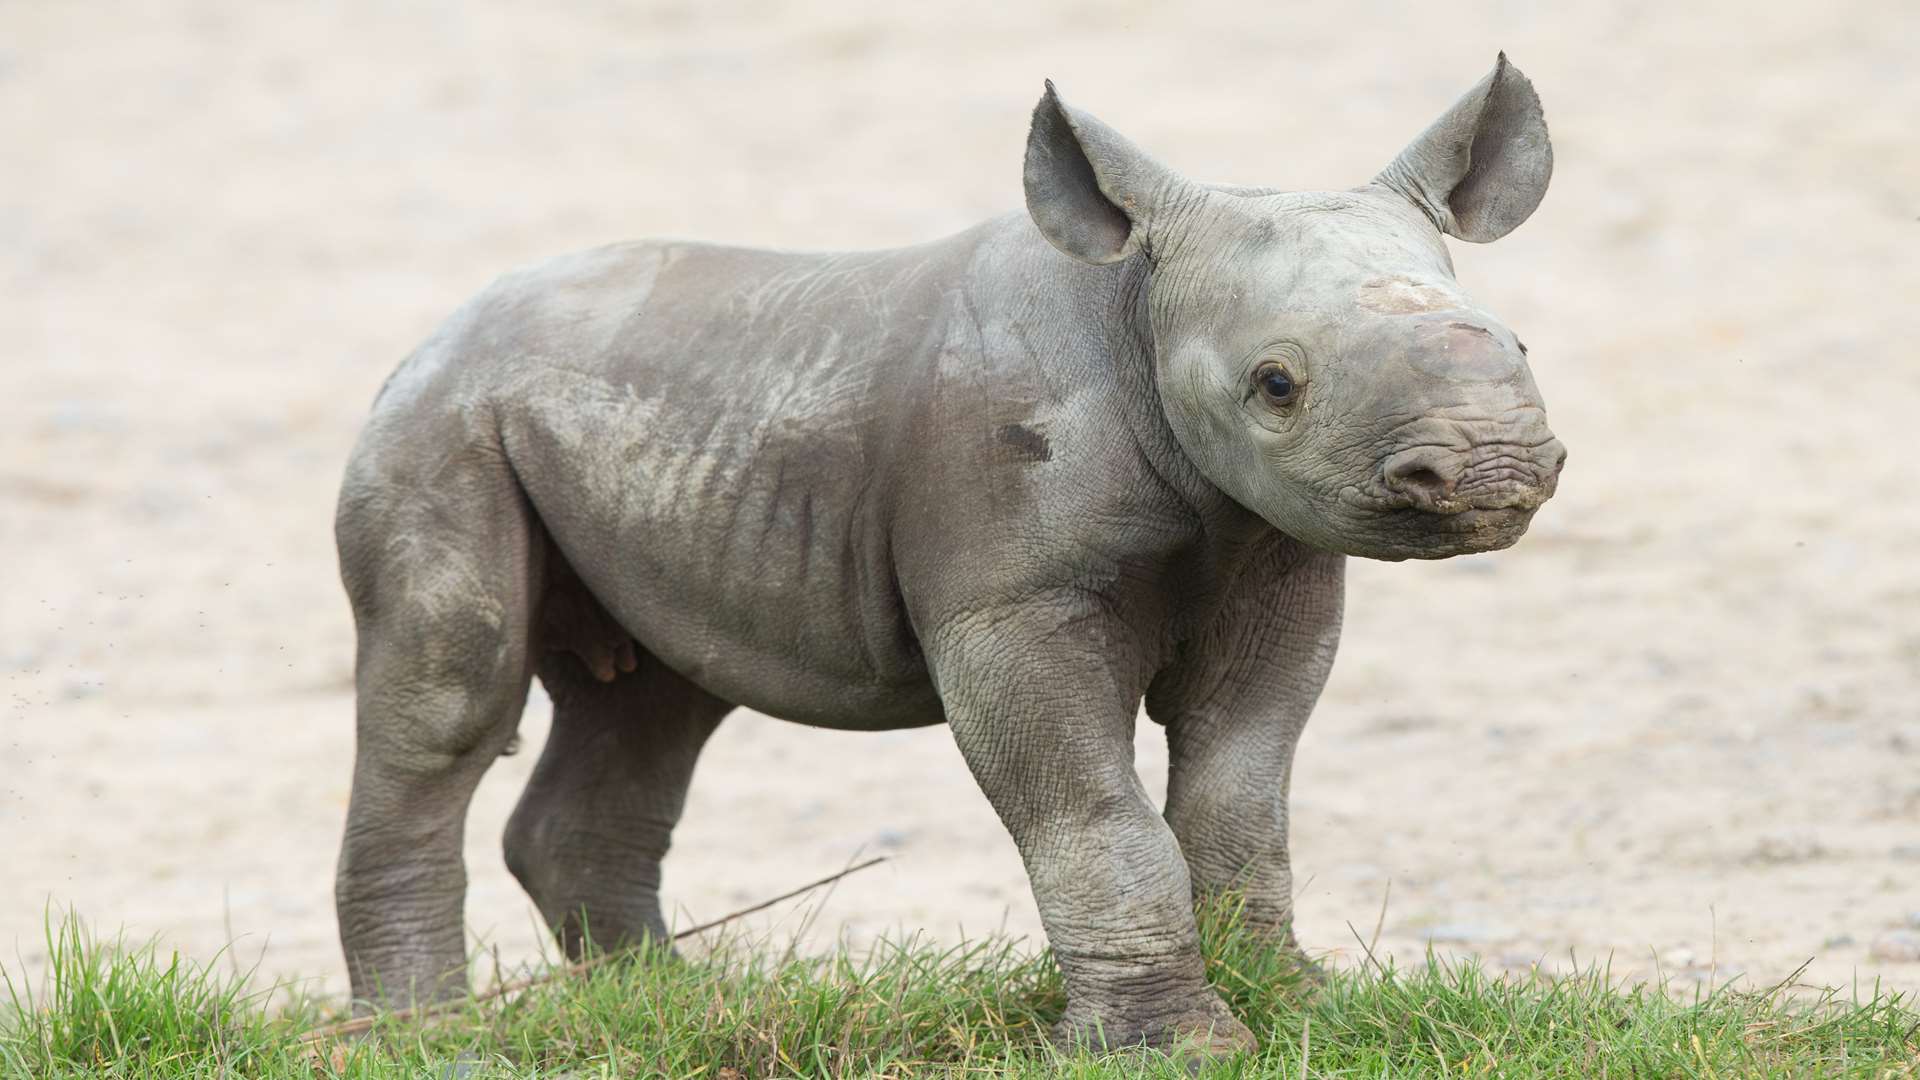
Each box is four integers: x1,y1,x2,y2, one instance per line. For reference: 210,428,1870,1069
3,1,1918,1000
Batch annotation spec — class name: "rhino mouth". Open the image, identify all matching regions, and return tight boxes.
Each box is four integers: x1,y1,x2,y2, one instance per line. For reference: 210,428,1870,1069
1338,477,1552,517
1430,505,1536,543
1386,504,1536,554
1383,485,1552,516
1323,497,1541,561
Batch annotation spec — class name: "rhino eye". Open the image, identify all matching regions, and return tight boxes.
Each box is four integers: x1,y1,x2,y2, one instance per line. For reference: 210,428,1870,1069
1253,362,1301,409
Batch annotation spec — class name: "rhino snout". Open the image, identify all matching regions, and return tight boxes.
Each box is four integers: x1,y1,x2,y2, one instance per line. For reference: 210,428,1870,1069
1380,436,1565,515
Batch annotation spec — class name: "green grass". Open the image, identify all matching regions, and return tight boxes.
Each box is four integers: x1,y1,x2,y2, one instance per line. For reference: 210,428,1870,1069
3,899,1916,1078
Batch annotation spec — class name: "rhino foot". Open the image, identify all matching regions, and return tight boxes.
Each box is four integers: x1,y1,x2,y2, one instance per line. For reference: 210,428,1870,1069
1051,994,1257,1068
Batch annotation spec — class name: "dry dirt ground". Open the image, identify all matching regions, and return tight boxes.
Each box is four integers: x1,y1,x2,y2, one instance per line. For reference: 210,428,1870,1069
5,1,1919,1004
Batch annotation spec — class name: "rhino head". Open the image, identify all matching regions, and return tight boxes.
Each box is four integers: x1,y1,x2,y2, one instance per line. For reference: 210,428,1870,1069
1026,55,1565,561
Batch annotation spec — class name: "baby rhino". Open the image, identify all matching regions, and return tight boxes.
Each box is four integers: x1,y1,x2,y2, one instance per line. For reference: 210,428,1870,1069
335,56,1564,1059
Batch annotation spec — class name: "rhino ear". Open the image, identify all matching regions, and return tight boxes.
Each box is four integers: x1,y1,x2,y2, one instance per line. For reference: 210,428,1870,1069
1024,81,1185,265
1376,54,1553,243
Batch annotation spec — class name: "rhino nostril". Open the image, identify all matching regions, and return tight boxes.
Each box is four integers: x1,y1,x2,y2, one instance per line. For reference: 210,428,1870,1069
1394,466,1448,495
1382,450,1461,509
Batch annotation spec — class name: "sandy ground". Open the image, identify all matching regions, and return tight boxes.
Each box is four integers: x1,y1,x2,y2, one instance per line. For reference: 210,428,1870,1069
4,0,1920,1005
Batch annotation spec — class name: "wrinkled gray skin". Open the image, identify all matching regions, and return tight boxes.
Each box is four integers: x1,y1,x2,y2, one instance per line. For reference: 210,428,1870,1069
335,56,1564,1058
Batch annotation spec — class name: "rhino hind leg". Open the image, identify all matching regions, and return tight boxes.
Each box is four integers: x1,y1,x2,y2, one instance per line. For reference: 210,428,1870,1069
335,444,541,1012
505,569,732,959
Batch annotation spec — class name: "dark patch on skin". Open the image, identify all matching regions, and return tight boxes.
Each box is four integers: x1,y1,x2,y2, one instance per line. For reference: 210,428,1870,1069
1448,321,1494,338
996,423,1053,462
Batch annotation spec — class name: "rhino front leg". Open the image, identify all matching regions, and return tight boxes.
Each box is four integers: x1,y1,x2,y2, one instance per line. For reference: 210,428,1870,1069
1148,543,1344,948
929,598,1255,1059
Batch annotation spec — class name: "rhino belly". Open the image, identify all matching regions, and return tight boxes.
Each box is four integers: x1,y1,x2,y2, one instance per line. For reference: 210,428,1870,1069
500,374,943,732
